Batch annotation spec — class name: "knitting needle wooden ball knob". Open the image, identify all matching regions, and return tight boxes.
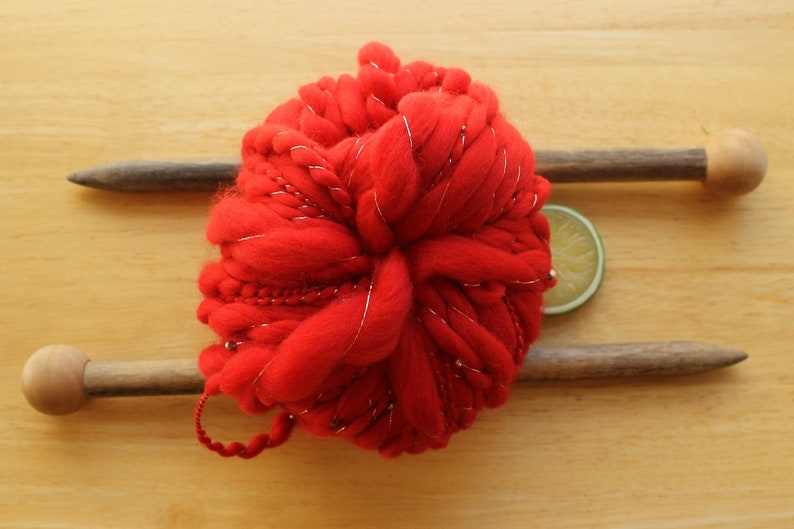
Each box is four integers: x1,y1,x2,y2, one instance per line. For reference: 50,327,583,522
22,344,90,415
704,129,767,195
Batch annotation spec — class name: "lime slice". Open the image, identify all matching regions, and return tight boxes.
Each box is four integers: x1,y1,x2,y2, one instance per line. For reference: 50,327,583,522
542,205,605,316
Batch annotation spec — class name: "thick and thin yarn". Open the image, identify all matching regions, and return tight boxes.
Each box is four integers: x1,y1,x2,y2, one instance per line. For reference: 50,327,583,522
195,42,554,458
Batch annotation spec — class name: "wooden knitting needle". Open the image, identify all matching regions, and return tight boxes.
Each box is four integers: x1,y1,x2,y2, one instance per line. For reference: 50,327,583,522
66,129,767,195
22,341,747,416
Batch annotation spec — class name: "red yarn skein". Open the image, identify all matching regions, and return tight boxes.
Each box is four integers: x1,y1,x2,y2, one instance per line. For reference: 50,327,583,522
195,42,554,458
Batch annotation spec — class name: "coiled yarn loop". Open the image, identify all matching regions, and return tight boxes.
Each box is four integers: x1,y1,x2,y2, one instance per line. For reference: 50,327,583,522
196,42,554,457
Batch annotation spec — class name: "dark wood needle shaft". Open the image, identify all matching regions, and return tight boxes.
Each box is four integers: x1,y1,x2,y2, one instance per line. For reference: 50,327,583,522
67,149,707,193
65,130,767,195
22,341,748,415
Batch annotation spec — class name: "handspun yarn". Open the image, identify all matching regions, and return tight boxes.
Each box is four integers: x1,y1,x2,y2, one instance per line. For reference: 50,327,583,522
195,42,554,458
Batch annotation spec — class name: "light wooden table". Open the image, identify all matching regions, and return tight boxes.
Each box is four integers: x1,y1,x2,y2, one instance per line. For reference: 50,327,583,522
2,2,792,527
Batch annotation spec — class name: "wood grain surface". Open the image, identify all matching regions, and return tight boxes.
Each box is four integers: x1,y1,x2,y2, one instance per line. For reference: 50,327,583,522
2,1,792,527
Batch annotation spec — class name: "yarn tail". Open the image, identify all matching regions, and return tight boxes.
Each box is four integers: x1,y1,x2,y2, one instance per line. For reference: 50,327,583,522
195,391,296,458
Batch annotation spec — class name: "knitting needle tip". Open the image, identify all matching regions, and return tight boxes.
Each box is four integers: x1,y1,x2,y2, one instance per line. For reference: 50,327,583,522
67,159,239,192
520,341,748,381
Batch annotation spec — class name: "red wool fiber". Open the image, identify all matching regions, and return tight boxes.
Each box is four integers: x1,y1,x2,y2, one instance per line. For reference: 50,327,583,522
195,42,554,458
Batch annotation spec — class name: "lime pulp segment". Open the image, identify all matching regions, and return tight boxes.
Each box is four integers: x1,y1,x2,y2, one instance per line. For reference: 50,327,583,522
541,205,605,316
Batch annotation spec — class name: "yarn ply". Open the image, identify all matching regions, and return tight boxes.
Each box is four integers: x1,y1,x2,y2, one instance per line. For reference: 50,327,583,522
195,42,554,458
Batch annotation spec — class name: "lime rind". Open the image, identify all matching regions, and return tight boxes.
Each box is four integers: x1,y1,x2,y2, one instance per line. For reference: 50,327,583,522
541,204,605,316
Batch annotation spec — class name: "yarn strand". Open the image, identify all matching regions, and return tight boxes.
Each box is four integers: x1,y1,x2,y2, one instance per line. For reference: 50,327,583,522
195,391,296,458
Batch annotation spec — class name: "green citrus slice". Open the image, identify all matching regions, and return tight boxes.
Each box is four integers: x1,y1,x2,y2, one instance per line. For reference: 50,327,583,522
542,204,605,316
